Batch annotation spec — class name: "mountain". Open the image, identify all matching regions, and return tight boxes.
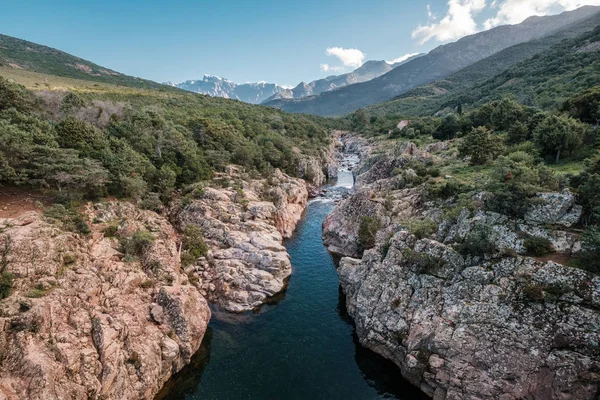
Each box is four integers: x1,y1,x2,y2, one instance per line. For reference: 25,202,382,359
264,55,424,102
0,34,178,92
168,75,287,104
264,6,600,116
365,9,600,117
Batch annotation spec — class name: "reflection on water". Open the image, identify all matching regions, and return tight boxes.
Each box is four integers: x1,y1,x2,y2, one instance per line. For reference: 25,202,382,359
157,159,428,400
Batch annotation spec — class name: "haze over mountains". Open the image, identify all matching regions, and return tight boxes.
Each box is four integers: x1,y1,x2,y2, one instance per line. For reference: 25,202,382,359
265,5,600,116
167,54,423,104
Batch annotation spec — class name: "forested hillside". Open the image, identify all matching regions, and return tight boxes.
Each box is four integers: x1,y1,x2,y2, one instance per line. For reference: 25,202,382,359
0,67,341,206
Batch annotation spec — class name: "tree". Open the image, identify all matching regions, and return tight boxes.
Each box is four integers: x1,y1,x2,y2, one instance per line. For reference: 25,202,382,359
458,126,504,165
456,100,463,116
433,114,460,140
507,120,531,144
351,109,368,131
490,98,525,131
533,114,586,162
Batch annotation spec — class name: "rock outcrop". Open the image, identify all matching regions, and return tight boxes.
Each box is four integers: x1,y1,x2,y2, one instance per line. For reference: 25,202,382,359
0,202,210,400
326,138,600,399
175,168,308,312
339,232,600,400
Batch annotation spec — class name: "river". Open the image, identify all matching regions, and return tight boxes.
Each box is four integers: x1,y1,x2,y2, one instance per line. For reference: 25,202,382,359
157,156,427,400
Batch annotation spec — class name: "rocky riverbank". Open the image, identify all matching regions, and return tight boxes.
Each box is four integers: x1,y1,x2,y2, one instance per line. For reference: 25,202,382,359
324,134,600,399
0,136,341,399
0,202,211,400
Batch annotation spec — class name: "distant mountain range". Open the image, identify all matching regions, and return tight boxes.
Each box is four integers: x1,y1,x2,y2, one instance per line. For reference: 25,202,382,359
165,76,286,104
365,9,600,118
264,5,600,116
264,54,423,102
167,54,424,104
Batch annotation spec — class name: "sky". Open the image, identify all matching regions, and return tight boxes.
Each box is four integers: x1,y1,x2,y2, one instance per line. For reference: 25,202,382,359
1,0,599,87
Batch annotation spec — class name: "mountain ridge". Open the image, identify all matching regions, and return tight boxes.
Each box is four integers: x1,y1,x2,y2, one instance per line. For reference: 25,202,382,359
264,5,600,116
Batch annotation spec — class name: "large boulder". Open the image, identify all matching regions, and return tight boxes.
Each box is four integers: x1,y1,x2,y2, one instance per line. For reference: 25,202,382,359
525,190,582,227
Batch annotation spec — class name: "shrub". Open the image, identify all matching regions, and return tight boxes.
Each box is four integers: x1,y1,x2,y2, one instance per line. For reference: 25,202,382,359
425,179,470,201
570,227,600,274
120,231,155,258
402,248,445,274
456,225,497,257
358,216,382,250
181,225,208,266
139,192,163,212
408,218,437,239
523,284,545,302
44,204,91,235
62,252,77,265
0,271,15,300
523,236,554,256
103,223,119,238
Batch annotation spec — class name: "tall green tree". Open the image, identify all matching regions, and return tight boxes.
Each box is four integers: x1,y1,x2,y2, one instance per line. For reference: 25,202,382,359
458,126,504,165
533,114,586,162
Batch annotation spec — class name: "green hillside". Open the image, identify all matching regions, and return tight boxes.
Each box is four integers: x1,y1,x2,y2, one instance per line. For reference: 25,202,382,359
265,6,599,117
366,14,600,118
0,34,179,92
0,39,343,206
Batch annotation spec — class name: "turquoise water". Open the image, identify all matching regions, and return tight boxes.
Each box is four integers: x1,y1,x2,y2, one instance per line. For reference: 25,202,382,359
158,171,427,400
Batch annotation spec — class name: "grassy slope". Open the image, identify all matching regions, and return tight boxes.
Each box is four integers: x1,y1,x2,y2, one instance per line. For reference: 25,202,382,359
365,13,600,118
0,33,180,92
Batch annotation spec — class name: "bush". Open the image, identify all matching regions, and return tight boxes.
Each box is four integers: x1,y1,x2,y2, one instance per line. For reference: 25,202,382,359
120,231,155,258
0,271,15,300
139,192,163,212
408,218,437,239
181,225,208,266
571,227,600,274
425,179,470,200
523,236,554,256
523,284,545,302
402,248,445,274
44,204,91,235
358,216,382,250
456,225,497,257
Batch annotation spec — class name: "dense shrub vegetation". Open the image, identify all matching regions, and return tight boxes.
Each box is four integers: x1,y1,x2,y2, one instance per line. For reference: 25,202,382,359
0,76,342,203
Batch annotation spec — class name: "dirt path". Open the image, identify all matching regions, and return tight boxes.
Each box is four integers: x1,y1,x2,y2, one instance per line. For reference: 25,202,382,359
0,188,52,218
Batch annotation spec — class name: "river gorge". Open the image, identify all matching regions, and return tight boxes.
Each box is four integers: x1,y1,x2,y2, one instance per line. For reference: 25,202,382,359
157,150,428,399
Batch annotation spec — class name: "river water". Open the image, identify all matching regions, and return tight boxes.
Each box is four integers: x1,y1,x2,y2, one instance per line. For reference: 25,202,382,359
157,158,427,400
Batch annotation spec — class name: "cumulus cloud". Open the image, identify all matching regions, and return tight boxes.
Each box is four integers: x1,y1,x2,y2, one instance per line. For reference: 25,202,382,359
320,64,344,72
412,0,487,45
325,47,366,68
386,53,421,64
484,0,600,28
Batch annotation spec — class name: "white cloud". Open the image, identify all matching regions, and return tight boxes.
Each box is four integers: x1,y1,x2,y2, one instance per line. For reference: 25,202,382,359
427,4,435,19
412,0,487,45
325,47,366,68
320,64,344,72
386,53,421,64
484,0,600,29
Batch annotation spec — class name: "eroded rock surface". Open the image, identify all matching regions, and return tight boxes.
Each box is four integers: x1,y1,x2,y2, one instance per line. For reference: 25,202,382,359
176,168,308,312
326,137,599,399
339,232,600,400
0,202,210,400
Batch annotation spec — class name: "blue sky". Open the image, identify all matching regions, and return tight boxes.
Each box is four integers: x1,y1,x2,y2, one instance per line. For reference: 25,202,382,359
1,0,598,86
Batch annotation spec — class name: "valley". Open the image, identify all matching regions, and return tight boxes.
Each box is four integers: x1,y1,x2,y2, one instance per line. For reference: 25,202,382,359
0,3,600,399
